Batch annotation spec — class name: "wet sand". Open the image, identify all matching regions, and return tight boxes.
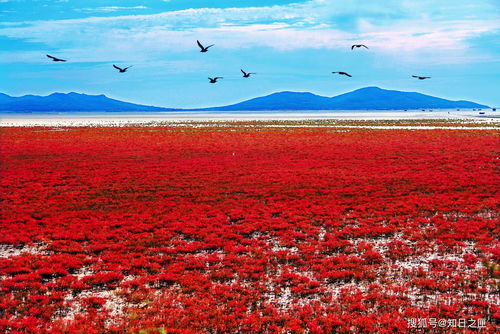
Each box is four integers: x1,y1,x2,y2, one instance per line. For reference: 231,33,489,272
1,110,498,127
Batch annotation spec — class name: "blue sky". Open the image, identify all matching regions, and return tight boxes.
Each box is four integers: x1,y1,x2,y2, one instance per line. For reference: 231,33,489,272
1,0,499,108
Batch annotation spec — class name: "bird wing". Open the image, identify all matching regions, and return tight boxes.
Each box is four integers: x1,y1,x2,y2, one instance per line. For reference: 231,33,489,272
361,45,369,49
47,54,64,61
412,75,418,78
124,65,133,70
48,55,66,61
113,65,123,71
332,72,339,74
351,45,355,50
241,69,247,75
206,44,214,49
197,40,204,49
216,77,223,79
344,73,352,77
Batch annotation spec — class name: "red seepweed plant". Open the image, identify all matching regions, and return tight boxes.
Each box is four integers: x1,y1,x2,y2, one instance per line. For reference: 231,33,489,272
0,126,498,333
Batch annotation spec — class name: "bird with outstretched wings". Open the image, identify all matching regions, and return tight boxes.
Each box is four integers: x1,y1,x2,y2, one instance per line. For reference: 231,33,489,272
241,69,256,78
351,44,368,50
113,65,133,73
208,77,223,83
332,71,352,77
412,75,431,80
197,40,214,52
46,54,66,62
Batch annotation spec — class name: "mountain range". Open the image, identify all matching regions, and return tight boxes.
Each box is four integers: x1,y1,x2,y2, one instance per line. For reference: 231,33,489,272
0,92,175,112
0,87,489,112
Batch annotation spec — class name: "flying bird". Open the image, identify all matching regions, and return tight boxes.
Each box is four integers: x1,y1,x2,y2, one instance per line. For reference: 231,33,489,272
351,44,368,50
197,40,214,53
113,65,133,73
46,54,66,62
412,75,431,80
332,71,352,77
208,77,223,83
241,69,255,78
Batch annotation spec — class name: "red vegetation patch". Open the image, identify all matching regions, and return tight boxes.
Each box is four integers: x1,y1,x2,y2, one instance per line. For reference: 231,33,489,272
0,126,499,333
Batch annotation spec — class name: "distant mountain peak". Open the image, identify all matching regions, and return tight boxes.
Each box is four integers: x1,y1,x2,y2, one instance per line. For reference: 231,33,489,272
0,92,176,112
202,87,489,111
268,91,320,97
357,86,383,90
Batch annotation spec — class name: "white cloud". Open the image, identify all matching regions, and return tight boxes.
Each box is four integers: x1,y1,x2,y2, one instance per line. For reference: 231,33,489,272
77,6,148,13
0,0,498,64
360,21,494,51
355,18,500,63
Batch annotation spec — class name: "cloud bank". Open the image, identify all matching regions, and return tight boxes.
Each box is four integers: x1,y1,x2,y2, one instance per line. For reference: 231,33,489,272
0,0,498,64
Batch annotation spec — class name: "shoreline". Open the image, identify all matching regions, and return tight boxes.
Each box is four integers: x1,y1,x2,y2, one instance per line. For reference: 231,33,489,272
1,110,499,128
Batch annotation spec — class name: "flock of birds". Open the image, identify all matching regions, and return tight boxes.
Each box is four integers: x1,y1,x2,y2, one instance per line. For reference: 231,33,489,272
46,41,432,83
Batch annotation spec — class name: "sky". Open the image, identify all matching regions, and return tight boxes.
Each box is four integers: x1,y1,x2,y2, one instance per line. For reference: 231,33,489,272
0,0,499,108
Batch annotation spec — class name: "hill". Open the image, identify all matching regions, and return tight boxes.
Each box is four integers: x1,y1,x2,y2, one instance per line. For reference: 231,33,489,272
202,87,488,110
0,87,489,112
0,92,175,112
